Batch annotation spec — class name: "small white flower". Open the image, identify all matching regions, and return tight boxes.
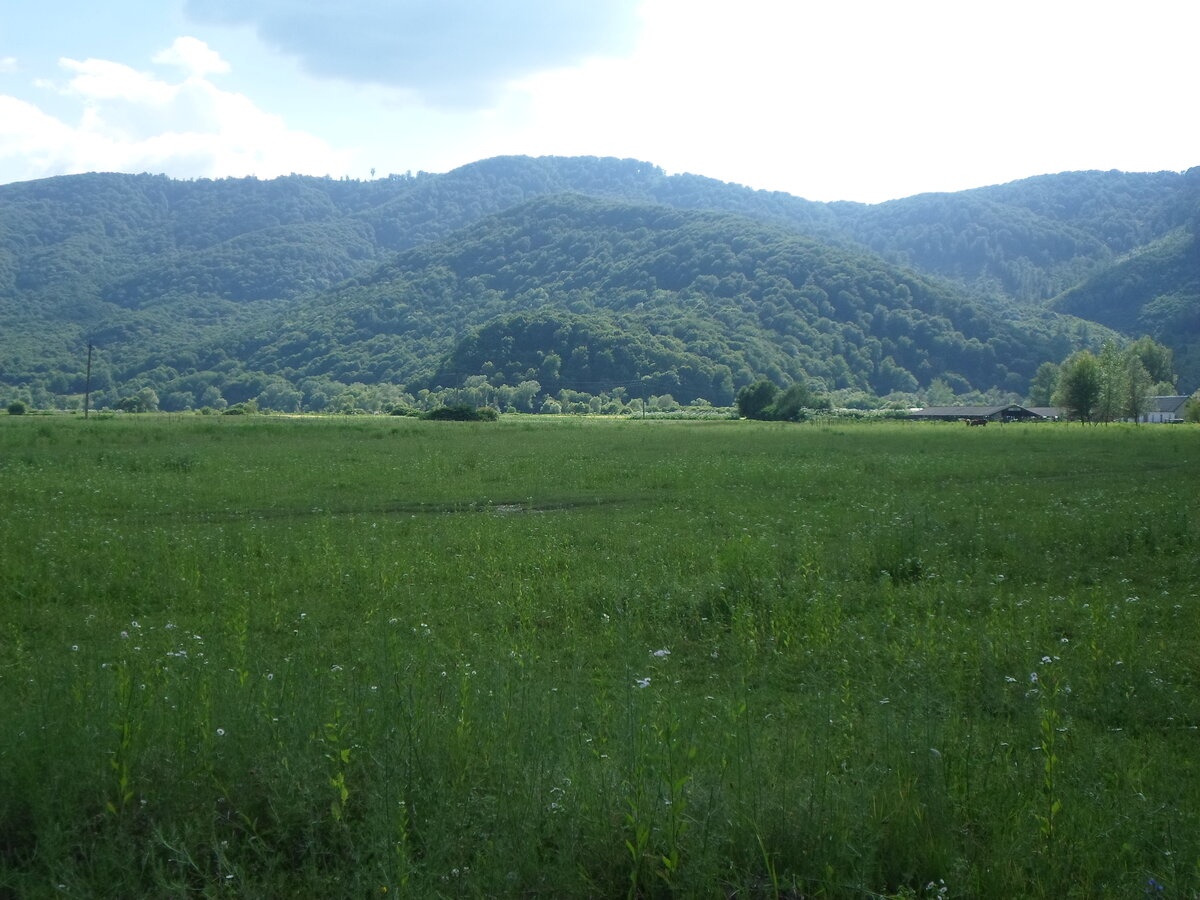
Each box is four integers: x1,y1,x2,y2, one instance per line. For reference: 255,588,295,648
651,648,671,658
216,728,225,737
1029,672,1039,683
635,677,651,689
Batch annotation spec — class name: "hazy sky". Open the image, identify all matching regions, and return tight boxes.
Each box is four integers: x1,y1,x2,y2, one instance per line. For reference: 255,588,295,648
1,0,1196,202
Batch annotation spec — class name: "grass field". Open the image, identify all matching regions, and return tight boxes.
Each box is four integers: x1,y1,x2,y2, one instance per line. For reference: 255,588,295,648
1,414,1198,898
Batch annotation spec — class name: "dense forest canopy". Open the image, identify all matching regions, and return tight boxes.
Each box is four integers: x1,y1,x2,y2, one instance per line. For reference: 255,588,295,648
1,156,1196,412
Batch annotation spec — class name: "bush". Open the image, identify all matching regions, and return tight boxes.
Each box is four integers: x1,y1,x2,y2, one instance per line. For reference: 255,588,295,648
421,404,497,422
1185,396,1200,424
737,379,831,421
6,400,27,415
222,400,259,416
736,380,778,419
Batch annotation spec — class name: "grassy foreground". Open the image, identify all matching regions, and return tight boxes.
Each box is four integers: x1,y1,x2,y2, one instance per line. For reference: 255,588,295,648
1,414,1197,898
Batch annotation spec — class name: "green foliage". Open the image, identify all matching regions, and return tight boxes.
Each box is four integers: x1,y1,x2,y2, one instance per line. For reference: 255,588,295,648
222,399,258,416
421,403,497,421
1052,350,1101,422
1051,337,1175,423
115,387,159,413
6,400,26,415
1027,361,1060,407
737,378,830,421
736,379,778,419
1185,394,1200,423
1120,353,1155,422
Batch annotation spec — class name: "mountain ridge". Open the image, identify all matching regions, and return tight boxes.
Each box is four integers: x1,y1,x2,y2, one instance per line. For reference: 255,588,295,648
1,156,1195,410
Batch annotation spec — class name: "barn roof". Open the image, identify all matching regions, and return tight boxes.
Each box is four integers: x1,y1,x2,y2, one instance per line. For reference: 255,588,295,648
911,405,1012,418
907,404,1058,421
1152,395,1188,414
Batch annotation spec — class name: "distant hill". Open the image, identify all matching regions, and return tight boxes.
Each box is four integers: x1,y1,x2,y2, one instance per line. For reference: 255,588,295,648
237,194,1080,404
0,157,1195,411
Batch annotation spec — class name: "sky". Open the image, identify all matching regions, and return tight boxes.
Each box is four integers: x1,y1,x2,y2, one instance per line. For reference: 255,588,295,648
1,0,1196,203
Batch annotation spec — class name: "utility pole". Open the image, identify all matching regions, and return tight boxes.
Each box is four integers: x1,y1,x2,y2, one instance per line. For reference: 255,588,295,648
84,343,93,419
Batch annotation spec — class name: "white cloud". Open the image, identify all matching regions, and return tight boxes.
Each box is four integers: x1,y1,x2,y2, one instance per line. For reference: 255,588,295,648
0,57,18,73
152,37,231,78
183,0,641,107
0,95,77,170
0,41,352,184
59,57,177,106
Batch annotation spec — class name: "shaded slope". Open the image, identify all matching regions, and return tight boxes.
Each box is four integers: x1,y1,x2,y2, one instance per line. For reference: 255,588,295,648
832,169,1195,303
1051,224,1200,383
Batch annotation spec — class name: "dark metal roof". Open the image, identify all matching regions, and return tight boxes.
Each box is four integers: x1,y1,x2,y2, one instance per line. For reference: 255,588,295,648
911,405,1011,417
1152,396,1188,414
909,404,1047,419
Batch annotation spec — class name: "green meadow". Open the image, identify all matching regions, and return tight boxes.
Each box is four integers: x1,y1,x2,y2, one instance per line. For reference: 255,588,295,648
1,415,1197,898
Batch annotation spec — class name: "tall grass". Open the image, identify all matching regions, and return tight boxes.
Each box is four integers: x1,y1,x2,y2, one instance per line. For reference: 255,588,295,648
1,415,1197,897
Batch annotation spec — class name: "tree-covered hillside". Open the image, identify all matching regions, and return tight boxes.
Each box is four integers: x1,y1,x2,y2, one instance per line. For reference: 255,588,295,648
833,169,1198,302
0,156,1195,410
235,194,1088,404
1050,221,1200,383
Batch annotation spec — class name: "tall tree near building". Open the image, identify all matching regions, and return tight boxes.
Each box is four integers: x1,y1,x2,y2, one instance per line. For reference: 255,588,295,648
1027,361,1060,407
1121,354,1155,422
1095,340,1124,423
1052,351,1101,423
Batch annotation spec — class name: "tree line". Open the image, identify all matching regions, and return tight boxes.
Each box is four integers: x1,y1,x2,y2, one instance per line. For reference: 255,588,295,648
1030,336,1181,422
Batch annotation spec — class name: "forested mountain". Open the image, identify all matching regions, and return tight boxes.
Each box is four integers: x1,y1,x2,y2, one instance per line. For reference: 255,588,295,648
838,170,1197,299
0,156,1195,412
1050,222,1200,380
236,194,1084,404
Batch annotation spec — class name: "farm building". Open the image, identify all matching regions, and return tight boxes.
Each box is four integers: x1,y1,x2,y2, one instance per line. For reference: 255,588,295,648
1132,396,1189,423
908,404,1057,422
1025,407,1064,421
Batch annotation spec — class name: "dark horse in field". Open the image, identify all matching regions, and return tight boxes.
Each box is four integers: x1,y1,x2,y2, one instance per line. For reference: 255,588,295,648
964,417,989,426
